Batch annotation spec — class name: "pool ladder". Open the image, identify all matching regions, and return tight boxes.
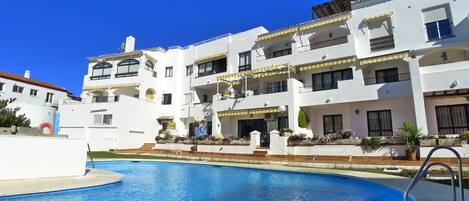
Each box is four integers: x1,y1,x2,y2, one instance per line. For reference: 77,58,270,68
403,146,464,201
87,143,95,169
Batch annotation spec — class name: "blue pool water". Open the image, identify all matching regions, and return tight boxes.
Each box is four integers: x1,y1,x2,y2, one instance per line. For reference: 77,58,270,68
2,161,410,201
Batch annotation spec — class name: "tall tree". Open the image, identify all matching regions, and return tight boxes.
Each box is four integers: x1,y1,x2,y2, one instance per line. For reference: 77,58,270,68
0,98,31,127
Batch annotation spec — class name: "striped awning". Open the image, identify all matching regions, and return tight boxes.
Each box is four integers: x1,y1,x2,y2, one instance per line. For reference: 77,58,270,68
88,51,143,62
257,27,298,42
359,52,409,65
218,107,280,117
157,116,174,121
217,63,294,81
298,56,357,72
83,82,141,91
299,14,351,31
364,11,394,22
195,52,227,63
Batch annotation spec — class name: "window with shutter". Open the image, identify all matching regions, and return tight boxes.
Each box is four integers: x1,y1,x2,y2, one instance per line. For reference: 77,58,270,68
422,4,454,41
368,19,394,51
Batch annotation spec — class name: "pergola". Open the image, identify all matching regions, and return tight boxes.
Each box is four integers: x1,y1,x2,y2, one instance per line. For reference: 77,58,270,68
215,63,296,96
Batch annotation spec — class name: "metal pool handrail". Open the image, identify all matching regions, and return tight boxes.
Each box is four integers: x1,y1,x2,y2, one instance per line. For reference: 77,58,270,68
403,146,464,201
87,143,95,169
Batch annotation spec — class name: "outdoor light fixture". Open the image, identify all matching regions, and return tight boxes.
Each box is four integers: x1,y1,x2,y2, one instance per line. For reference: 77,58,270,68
278,105,287,112
354,109,360,114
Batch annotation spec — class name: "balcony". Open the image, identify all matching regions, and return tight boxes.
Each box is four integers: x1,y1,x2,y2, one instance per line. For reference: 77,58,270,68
295,35,355,65
115,72,138,78
91,96,120,103
298,36,348,52
351,0,391,9
213,88,289,112
299,77,413,107
421,60,469,92
364,73,410,85
90,75,111,80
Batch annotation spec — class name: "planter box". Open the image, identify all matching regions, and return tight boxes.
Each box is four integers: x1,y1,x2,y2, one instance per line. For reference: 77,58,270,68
420,139,437,147
334,138,361,145
438,138,462,147
380,138,405,145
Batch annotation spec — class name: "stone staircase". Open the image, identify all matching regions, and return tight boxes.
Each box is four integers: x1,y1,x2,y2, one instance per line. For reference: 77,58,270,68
139,143,156,151
252,149,268,157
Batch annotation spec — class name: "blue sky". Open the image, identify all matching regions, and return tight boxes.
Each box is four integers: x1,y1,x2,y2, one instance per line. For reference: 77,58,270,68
0,0,327,95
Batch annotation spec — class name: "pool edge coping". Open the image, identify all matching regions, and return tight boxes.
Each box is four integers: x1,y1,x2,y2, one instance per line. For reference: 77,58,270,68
0,169,123,198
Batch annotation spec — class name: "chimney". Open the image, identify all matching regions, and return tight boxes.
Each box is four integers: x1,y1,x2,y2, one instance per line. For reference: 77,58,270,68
124,36,135,52
24,70,30,79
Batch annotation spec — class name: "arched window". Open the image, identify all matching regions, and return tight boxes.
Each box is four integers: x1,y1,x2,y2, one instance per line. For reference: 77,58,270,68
91,62,112,80
117,59,140,76
145,60,154,71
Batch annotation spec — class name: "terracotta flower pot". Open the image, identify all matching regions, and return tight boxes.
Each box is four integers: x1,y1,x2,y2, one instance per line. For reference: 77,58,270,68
408,150,418,161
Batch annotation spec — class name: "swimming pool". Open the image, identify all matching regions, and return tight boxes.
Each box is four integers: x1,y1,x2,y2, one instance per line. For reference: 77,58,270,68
2,161,412,201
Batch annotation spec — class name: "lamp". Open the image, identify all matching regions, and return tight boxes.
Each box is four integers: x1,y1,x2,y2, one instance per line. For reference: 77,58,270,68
278,105,287,112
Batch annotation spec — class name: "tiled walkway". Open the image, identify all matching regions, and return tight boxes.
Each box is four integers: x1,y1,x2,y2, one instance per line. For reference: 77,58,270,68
116,149,469,170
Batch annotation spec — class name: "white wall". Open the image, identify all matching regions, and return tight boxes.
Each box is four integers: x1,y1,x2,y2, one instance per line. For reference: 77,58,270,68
0,76,69,127
285,145,407,157
0,135,87,180
424,97,469,134
306,98,416,137
59,95,159,150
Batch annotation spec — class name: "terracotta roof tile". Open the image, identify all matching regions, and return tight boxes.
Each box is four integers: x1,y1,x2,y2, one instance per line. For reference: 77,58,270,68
0,71,68,92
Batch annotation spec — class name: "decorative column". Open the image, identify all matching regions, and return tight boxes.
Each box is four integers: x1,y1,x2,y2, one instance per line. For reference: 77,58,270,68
408,57,429,135
287,78,302,133
211,112,221,137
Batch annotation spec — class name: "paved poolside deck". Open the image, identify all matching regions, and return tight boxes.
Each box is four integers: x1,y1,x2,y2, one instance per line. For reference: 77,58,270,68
116,149,469,170
0,169,123,197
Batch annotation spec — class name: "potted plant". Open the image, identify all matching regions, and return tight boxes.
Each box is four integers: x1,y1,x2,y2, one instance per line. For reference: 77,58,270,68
400,122,422,161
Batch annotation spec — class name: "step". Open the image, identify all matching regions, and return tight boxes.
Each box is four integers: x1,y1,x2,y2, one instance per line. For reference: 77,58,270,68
252,150,268,156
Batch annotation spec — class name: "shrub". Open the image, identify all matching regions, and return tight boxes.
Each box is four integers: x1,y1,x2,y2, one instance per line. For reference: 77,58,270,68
339,129,354,139
460,131,469,142
362,137,382,150
288,134,306,145
318,133,340,144
0,98,31,127
280,128,293,136
298,109,310,128
173,136,187,143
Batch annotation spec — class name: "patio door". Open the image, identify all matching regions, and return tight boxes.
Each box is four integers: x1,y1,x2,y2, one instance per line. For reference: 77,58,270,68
238,119,268,147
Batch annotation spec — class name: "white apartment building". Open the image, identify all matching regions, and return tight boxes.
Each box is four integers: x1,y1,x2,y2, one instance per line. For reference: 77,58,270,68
59,0,469,150
0,70,70,133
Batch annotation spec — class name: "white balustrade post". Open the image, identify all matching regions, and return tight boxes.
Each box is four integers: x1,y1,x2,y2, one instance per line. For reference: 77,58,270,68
250,130,261,148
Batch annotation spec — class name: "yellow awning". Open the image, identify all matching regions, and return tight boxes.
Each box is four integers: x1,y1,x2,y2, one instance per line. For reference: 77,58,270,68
364,11,394,22
298,56,357,72
217,63,293,81
218,107,280,117
195,52,227,63
359,52,409,65
256,27,298,42
83,82,141,91
299,14,351,31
